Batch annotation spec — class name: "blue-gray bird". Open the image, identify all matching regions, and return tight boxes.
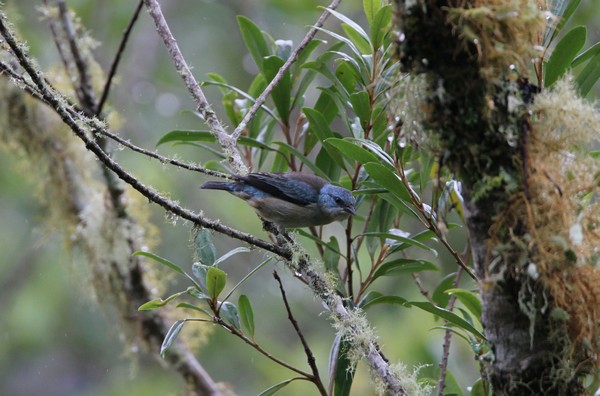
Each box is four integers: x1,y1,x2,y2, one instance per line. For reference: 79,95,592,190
201,172,356,228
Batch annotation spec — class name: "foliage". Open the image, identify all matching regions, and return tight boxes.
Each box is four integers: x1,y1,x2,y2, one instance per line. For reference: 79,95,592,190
1,0,599,395
144,0,599,394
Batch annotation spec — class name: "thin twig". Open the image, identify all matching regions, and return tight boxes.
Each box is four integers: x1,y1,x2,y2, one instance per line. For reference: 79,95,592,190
41,0,72,84
142,0,247,174
57,0,98,114
273,270,327,396
412,273,435,304
96,0,143,116
436,268,463,396
231,0,342,141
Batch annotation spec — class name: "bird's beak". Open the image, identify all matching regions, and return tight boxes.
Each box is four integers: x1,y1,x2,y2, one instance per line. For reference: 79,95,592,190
345,206,356,216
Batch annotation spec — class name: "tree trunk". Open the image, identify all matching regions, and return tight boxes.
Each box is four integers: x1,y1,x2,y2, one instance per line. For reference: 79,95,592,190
393,0,600,394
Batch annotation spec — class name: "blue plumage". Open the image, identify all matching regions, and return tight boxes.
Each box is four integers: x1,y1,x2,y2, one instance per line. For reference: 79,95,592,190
201,172,356,228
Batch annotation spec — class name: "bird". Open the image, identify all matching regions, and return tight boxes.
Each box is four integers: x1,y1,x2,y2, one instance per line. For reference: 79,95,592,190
201,172,356,228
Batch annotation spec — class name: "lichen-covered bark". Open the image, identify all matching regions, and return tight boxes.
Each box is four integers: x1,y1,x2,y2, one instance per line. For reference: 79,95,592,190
393,0,594,394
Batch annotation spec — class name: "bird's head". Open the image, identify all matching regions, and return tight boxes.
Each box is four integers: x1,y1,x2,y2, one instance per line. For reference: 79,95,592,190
319,184,356,221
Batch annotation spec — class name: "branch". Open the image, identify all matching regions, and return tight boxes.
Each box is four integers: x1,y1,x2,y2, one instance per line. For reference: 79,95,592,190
0,15,285,259
436,268,463,396
273,270,327,396
96,0,144,116
231,0,342,141
56,0,98,114
142,0,247,174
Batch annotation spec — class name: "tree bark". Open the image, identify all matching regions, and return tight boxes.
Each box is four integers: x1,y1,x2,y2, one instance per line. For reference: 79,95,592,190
394,0,599,394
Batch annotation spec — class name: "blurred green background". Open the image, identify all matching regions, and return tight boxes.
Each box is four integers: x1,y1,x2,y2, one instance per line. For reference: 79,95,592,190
1,1,599,395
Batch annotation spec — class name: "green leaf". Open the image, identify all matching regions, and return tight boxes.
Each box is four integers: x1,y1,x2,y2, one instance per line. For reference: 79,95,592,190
363,0,382,27
213,247,251,267
138,289,190,311
202,80,280,122
220,301,241,329
342,24,372,55
133,251,184,275
363,232,437,255
157,130,276,151
237,16,271,73
446,288,483,322
363,162,411,201
544,0,582,46
238,294,255,338
303,107,347,170
372,259,438,280
314,26,369,67
432,272,457,308
470,378,487,396
263,55,292,124
206,266,227,300
323,236,342,274
369,5,392,50
325,138,379,164
572,42,600,67
545,25,587,87
349,91,371,130
161,319,185,357
195,229,217,266
406,301,486,339
176,302,212,317
335,60,358,94
257,378,298,396
575,53,600,97
192,263,210,292
359,291,407,310
329,335,355,396
273,141,330,179
349,138,394,166
327,7,370,43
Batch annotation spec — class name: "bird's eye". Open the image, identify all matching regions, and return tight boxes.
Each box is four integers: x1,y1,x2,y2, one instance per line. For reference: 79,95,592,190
334,197,343,204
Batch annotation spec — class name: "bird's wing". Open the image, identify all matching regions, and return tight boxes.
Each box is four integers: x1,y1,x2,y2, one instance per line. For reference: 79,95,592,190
239,173,323,206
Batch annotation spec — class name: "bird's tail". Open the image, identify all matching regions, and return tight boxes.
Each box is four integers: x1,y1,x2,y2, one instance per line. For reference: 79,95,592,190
200,181,234,191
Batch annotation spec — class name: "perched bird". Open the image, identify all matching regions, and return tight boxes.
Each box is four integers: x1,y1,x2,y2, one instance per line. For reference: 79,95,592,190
201,172,356,228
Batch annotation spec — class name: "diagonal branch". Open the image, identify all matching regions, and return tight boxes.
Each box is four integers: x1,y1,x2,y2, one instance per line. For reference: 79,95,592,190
230,0,342,141
142,0,247,174
96,0,144,116
273,270,327,396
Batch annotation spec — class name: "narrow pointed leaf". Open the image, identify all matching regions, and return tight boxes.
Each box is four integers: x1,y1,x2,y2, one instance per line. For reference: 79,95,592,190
363,163,411,201
263,55,292,124
238,294,255,338
213,247,251,267
446,288,482,322
373,259,438,280
161,319,185,357
138,289,190,311
237,16,270,73
406,301,485,339
133,251,184,275
545,25,586,87
363,0,383,26
257,378,298,396
325,138,378,164
329,335,355,396
369,5,392,49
